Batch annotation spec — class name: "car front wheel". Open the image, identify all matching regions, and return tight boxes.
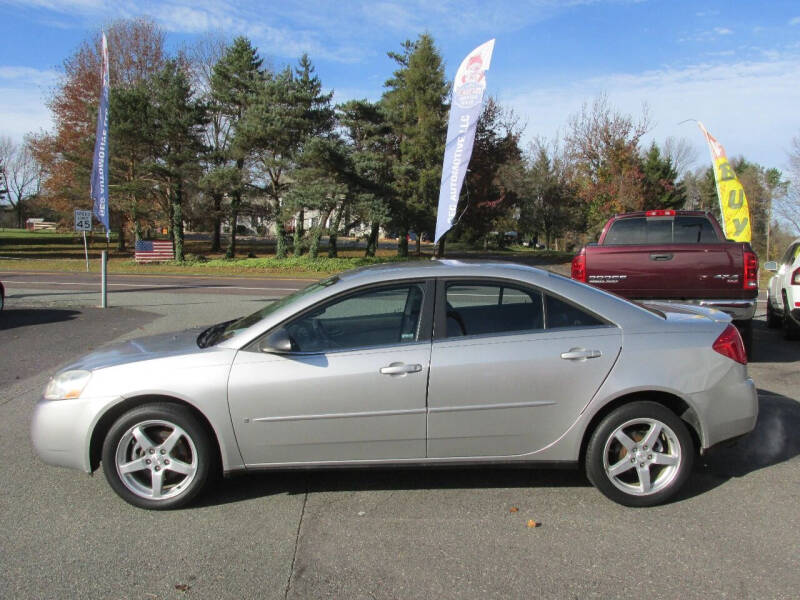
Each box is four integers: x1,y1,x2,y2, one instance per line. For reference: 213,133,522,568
101,403,212,509
585,401,694,507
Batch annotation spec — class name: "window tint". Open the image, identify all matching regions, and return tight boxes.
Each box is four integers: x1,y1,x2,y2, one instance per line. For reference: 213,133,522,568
673,216,719,243
545,295,604,329
284,284,424,352
605,216,719,245
445,283,543,337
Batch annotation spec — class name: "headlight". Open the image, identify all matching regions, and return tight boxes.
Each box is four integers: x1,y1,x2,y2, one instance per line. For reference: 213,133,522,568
44,370,92,400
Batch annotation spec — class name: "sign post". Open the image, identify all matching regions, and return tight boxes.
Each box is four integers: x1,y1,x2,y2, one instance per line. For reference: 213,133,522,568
74,209,92,272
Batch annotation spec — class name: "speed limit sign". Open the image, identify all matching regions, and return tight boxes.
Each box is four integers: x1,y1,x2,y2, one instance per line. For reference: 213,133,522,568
75,210,92,231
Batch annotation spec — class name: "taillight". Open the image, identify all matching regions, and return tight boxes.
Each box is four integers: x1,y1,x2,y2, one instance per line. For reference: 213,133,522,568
712,324,747,365
743,251,758,289
645,209,675,217
792,267,800,286
571,250,587,282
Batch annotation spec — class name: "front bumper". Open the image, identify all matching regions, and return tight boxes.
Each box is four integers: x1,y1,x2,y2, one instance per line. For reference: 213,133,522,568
30,395,118,473
645,298,756,321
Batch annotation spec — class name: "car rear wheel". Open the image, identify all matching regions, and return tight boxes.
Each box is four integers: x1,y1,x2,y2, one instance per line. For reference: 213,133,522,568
585,401,694,507
101,403,212,509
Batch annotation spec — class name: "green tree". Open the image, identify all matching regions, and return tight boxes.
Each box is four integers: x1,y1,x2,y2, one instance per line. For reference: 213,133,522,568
108,83,156,242
284,137,349,258
191,35,233,252
641,142,685,210
450,97,523,246
337,99,394,257
507,139,583,250
237,54,333,258
150,60,206,262
209,36,264,258
382,34,449,256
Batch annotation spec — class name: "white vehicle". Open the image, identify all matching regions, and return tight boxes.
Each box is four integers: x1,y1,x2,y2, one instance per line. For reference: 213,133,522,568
765,238,800,339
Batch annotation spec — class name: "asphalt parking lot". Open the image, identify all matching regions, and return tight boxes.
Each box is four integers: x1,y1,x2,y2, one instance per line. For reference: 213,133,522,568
1,281,799,599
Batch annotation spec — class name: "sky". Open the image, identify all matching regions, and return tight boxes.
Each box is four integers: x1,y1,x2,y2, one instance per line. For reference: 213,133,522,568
1,0,799,174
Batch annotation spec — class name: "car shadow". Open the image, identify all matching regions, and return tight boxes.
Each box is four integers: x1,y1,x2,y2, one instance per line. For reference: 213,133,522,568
749,315,799,363
196,388,800,509
196,465,590,509
0,308,81,331
676,389,800,501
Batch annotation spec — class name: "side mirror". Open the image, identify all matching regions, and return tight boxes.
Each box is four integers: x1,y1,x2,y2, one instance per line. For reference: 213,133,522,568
259,329,294,354
764,261,778,273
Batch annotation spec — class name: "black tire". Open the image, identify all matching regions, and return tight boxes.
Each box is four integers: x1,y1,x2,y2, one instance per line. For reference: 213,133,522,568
101,403,212,509
734,320,753,359
585,401,695,507
766,296,781,328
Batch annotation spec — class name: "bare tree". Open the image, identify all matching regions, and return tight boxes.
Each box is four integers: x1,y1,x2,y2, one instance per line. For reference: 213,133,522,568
662,136,699,175
776,135,800,235
1,135,41,228
564,93,652,230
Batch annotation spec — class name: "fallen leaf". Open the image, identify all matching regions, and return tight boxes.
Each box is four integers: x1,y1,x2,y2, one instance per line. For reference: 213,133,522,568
175,583,191,592
509,507,519,513
526,519,538,528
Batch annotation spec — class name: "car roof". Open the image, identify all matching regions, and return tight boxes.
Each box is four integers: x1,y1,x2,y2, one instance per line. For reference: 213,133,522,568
338,259,555,285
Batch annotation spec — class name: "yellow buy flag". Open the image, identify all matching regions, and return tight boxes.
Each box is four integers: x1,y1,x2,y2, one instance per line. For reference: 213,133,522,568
697,122,752,242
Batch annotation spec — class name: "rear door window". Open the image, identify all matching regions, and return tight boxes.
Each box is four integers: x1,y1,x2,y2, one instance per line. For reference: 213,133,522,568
444,283,543,338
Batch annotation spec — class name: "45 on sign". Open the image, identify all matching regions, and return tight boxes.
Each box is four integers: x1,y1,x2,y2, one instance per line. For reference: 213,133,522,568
74,210,92,232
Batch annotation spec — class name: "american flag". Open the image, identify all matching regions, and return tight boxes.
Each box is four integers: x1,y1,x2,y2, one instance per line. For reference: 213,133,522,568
134,240,174,263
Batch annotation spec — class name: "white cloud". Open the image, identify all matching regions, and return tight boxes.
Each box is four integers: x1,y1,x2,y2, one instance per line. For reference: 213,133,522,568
714,27,732,35
502,54,800,171
0,67,57,141
2,0,623,62
790,17,800,26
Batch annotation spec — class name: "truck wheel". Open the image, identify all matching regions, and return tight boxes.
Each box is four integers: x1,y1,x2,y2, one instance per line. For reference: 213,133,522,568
585,401,694,507
766,296,781,328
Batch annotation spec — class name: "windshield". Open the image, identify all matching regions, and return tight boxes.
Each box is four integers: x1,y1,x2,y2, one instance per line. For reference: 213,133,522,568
198,276,338,347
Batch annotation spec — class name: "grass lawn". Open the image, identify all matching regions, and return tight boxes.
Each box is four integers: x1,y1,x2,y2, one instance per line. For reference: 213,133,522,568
0,229,575,278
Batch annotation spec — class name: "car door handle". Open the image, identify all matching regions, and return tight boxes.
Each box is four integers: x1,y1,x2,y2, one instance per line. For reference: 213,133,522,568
650,253,674,261
560,349,601,360
380,363,422,375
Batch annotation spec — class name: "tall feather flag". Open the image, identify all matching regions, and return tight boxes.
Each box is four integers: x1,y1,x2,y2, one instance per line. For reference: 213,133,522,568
434,39,495,244
697,122,751,242
90,32,110,236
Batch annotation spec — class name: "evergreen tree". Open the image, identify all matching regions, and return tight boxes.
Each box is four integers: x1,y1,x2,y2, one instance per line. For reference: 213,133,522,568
237,54,333,258
641,142,685,210
209,37,264,258
382,34,449,256
108,82,156,243
337,99,394,257
151,60,206,262
450,98,523,246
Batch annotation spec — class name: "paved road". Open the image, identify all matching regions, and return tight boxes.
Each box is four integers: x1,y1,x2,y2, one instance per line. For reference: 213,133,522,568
1,270,312,297
1,283,798,599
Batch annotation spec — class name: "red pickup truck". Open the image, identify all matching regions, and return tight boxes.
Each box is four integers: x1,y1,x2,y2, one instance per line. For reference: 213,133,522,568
571,210,758,352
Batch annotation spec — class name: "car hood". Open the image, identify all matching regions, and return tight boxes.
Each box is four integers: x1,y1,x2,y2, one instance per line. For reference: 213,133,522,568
61,327,207,372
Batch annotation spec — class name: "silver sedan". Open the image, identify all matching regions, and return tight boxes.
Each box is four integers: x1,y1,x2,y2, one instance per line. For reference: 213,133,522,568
31,261,757,509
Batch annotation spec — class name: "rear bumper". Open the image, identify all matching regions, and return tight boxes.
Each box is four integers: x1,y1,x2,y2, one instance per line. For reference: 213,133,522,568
691,376,758,449
645,298,756,321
